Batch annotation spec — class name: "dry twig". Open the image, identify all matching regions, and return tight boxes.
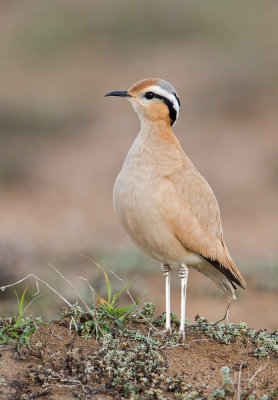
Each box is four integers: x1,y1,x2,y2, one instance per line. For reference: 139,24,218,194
250,357,270,383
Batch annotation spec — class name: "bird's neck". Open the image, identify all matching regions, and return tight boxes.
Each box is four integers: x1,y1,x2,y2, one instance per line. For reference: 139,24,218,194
139,119,179,146
124,118,191,175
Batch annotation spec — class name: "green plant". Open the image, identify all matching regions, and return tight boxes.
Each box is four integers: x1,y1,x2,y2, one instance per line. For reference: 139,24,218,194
192,317,278,358
89,331,166,398
0,287,43,351
209,366,274,400
63,258,140,337
210,367,235,399
95,262,138,323
140,302,180,329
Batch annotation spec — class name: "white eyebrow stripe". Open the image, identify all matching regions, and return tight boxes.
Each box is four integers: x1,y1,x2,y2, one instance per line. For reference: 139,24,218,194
146,85,180,117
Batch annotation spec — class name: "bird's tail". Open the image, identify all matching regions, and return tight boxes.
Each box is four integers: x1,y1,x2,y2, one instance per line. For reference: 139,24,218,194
192,260,237,301
221,241,247,290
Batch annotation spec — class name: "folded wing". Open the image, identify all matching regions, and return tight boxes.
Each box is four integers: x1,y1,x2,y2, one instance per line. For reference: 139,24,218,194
160,166,246,289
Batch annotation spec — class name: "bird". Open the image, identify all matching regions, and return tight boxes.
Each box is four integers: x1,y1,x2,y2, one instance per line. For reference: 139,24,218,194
105,78,246,338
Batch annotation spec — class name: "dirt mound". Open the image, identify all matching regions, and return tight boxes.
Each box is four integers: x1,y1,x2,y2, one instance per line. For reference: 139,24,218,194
0,310,277,399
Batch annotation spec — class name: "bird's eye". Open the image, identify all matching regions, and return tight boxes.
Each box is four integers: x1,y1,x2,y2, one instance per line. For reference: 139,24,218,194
145,91,155,100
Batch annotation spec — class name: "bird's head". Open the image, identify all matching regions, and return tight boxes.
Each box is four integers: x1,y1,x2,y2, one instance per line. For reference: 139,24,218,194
105,78,180,127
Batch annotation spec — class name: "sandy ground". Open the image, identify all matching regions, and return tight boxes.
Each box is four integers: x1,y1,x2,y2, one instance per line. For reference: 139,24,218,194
0,317,277,399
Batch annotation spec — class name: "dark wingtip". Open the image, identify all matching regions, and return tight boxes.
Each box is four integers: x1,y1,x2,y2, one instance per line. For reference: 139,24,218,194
203,256,245,289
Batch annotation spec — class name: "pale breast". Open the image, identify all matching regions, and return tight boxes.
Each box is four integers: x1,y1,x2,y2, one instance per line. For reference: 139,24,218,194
113,166,161,250
113,163,192,264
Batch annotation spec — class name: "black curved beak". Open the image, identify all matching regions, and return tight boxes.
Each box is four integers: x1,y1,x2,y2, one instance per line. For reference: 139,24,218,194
104,90,131,98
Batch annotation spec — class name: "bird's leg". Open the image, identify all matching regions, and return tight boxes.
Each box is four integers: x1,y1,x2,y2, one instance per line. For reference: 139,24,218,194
179,263,189,339
226,302,230,323
162,263,171,332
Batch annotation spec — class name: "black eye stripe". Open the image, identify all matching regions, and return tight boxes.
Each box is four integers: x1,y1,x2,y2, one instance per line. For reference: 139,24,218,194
143,91,180,125
174,93,180,107
151,94,178,126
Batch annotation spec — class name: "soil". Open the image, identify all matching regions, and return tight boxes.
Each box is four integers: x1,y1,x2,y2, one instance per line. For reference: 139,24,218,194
0,316,277,400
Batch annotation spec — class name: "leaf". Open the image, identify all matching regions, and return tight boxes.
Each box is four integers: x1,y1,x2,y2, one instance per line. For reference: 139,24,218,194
117,304,136,313
112,279,135,303
0,325,12,335
95,292,108,307
82,255,111,305
14,295,40,329
19,286,29,315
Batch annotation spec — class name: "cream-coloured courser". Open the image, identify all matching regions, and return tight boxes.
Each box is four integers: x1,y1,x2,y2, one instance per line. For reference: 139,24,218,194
105,78,246,337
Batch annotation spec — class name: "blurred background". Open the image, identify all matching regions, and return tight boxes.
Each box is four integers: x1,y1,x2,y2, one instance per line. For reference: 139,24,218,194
0,0,277,329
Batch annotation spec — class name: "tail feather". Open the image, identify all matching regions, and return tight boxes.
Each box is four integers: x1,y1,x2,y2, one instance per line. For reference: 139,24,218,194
203,256,245,289
221,241,247,289
192,259,237,301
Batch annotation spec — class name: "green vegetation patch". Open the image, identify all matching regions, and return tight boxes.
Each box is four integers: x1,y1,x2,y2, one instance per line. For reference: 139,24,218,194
191,316,278,358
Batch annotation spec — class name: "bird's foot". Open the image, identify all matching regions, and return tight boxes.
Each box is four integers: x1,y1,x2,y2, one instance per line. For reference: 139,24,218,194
163,326,172,336
179,329,186,342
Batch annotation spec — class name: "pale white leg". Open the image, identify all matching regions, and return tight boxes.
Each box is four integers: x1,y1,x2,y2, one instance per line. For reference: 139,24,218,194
163,264,171,332
179,263,189,339
226,303,230,323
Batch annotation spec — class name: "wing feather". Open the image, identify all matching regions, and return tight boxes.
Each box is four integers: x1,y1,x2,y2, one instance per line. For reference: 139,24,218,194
161,166,246,289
